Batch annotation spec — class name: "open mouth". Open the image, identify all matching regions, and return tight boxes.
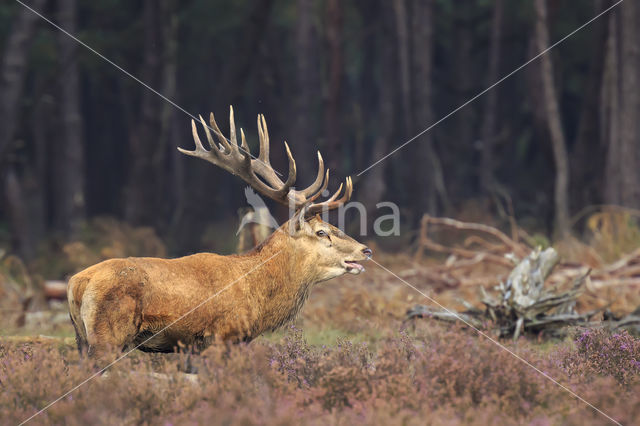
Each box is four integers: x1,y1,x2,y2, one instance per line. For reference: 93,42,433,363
344,261,365,274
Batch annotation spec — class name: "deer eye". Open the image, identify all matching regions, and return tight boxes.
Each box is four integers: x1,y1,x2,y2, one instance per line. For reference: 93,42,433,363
316,230,328,237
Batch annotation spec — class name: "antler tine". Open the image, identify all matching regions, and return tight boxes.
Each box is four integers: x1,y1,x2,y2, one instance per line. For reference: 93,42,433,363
228,106,240,154
306,176,353,215
281,142,297,195
325,181,345,204
257,114,270,164
209,112,232,153
251,113,295,192
299,151,326,197
240,128,251,155
178,119,214,159
199,115,221,152
190,119,206,152
240,128,252,170
306,169,330,203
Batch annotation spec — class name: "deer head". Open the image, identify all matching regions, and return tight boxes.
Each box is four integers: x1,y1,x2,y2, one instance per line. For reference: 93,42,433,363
286,214,371,282
178,106,372,279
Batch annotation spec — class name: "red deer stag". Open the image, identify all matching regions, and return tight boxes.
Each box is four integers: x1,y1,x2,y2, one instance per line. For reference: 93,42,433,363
67,107,371,357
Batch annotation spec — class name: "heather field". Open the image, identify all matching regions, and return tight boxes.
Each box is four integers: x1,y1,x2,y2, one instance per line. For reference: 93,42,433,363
2,249,640,426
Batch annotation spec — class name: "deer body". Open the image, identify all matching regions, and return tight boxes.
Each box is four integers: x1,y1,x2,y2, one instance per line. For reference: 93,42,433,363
69,217,369,355
68,107,370,357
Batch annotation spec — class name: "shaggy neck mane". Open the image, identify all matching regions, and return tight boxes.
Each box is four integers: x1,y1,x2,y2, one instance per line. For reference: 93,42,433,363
239,227,316,334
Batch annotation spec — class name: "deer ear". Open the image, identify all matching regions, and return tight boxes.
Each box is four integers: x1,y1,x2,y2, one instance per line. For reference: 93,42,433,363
288,204,311,235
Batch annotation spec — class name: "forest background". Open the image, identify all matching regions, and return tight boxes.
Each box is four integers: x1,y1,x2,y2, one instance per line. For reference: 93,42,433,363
1,0,638,273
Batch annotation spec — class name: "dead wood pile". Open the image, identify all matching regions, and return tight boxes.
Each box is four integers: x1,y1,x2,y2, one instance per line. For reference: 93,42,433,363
406,215,640,338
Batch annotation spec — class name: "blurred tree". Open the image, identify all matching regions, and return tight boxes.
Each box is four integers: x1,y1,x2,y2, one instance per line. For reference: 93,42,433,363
450,0,476,193
603,0,640,208
534,0,570,236
391,0,448,220
324,0,343,173
124,0,169,227
293,0,320,185
53,0,85,237
479,0,504,193
159,0,179,235
393,0,411,137
410,0,448,216
223,0,274,107
570,0,608,211
359,0,395,224
0,0,46,161
0,0,47,259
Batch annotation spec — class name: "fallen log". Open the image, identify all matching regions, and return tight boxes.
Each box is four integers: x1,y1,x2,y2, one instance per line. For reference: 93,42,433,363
43,280,67,300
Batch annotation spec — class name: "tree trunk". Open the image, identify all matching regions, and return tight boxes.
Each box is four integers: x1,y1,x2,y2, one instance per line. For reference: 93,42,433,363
393,0,412,137
410,0,448,216
325,0,343,173
479,0,503,193
534,0,570,236
602,9,621,203
450,0,475,192
294,0,320,185
602,1,640,208
159,0,179,234
617,0,640,207
224,0,275,107
0,0,46,162
53,0,85,237
360,0,395,223
125,0,164,226
570,0,608,210
0,0,46,259
29,79,54,250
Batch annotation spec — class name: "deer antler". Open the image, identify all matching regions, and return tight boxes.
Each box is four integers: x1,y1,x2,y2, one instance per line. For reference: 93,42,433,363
178,106,352,214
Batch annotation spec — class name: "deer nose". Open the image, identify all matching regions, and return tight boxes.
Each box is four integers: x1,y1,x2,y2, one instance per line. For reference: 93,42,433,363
362,247,372,258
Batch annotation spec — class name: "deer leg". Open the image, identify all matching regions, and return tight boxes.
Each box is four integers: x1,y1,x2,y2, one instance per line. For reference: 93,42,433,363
69,312,87,358
84,292,142,367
